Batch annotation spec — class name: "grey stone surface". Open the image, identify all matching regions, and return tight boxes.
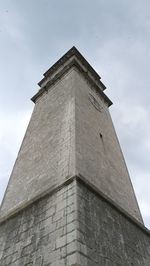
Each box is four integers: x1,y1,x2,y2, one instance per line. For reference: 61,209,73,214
74,68,143,223
0,68,76,218
0,179,149,266
76,181,150,265
0,47,148,265
0,57,142,222
0,181,79,266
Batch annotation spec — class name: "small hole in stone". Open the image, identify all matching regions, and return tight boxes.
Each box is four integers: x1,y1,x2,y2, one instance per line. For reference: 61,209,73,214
100,133,103,138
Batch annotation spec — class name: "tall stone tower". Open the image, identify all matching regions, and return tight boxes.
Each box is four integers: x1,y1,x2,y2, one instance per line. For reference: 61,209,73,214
0,47,149,266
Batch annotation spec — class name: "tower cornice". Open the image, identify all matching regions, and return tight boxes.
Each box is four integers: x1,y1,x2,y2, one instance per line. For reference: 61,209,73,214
31,47,112,106
41,46,101,85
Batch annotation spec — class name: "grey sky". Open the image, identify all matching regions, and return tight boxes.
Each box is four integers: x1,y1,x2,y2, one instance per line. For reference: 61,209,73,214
0,0,150,227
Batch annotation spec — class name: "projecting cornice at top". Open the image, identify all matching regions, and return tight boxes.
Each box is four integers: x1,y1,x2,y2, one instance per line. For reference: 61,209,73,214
31,46,112,106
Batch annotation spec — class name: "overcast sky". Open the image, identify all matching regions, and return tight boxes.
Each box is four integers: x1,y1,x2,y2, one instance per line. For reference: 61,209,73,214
0,0,150,228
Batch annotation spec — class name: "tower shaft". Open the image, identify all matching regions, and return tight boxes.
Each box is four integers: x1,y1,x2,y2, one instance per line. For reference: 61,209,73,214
0,47,149,266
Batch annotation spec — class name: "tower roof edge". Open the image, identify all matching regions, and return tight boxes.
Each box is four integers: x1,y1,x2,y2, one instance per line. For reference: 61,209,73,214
32,47,109,104
41,46,101,84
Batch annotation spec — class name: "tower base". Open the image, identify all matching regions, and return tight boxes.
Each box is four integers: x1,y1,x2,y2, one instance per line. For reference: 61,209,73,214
0,177,150,266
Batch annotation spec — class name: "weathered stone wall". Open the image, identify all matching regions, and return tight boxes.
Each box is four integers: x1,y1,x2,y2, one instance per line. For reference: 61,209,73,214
0,69,76,218
76,181,150,266
1,49,149,266
74,68,143,223
0,181,79,266
0,179,150,265
1,66,143,224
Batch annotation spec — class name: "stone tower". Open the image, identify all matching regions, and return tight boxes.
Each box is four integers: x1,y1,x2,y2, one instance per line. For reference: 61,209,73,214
0,47,149,266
